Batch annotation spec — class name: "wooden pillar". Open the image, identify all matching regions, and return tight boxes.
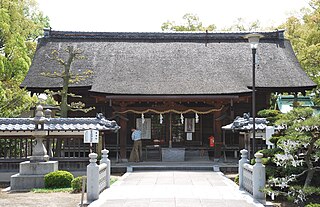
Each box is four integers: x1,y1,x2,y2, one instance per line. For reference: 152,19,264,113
119,117,127,161
214,106,223,161
118,103,128,161
169,113,172,148
97,133,103,155
119,119,127,161
165,112,170,146
230,99,235,120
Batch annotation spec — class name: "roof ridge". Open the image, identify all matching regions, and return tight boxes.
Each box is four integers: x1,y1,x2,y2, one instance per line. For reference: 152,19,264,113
43,29,285,41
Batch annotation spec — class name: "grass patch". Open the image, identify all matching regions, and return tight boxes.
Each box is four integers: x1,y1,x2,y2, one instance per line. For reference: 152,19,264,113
110,177,118,185
32,176,119,193
32,188,73,193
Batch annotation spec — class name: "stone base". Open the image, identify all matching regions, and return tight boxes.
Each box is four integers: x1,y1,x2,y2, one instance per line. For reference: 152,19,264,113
162,148,185,162
30,155,49,162
10,161,58,190
19,161,58,175
10,174,46,190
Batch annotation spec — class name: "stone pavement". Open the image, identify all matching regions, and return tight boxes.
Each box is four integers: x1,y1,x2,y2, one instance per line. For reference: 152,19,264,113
89,171,264,207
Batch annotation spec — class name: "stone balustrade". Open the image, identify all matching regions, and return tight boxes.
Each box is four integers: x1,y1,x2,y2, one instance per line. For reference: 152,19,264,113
86,149,111,203
238,149,266,204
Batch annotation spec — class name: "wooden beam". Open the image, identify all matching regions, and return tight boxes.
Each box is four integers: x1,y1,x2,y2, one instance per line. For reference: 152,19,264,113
0,131,35,136
112,105,225,114
90,95,241,103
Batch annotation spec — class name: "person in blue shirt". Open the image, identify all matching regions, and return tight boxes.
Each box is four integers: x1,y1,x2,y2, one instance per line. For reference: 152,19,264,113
129,127,142,162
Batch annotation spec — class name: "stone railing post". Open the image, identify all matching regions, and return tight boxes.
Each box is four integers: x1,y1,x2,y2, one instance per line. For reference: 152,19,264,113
253,152,266,203
239,149,249,189
87,153,99,203
100,149,111,188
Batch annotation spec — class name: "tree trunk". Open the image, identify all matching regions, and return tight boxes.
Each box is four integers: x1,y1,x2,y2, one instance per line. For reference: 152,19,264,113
304,169,315,188
54,46,74,157
303,136,317,188
60,46,74,118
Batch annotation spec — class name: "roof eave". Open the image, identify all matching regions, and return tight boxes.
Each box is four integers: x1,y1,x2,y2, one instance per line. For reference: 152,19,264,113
253,85,317,93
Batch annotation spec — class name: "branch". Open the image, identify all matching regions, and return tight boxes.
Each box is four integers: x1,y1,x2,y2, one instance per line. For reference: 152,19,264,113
293,169,309,179
46,50,66,66
309,2,317,10
41,71,63,79
67,93,82,98
69,70,93,84
45,89,61,96
69,101,85,109
69,106,95,113
292,166,320,179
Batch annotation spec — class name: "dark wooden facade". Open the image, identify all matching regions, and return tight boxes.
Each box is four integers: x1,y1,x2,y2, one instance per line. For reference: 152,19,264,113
43,89,270,160
95,92,271,160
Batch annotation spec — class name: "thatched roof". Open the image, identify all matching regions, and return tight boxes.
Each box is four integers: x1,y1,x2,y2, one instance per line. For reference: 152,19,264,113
21,30,316,95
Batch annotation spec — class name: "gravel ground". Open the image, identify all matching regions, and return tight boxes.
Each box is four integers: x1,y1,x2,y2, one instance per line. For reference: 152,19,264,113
0,187,81,207
0,175,122,207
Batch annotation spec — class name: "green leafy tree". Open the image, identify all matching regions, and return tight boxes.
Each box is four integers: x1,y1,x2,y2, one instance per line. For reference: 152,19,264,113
161,13,216,31
265,108,320,205
0,0,49,117
0,80,37,117
0,0,49,81
222,18,262,31
279,0,320,104
275,108,320,188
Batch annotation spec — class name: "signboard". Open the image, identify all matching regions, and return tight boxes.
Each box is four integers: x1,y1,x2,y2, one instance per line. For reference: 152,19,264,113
84,130,99,143
185,118,195,133
136,118,151,139
186,133,193,141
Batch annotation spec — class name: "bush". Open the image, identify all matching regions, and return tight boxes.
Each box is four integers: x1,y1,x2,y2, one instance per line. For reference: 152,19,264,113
234,174,239,185
44,170,74,189
258,148,282,158
257,109,280,118
110,177,118,185
71,176,86,193
257,109,280,125
288,186,320,205
306,204,320,207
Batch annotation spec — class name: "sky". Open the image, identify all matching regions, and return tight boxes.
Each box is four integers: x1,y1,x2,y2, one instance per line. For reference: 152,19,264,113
37,0,310,32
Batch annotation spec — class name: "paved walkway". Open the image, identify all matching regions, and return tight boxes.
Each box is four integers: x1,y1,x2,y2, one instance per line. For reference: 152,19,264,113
89,171,264,207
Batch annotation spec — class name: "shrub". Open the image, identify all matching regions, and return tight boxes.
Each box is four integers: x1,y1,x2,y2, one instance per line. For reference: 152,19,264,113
234,174,239,185
287,186,320,205
71,176,86,193
44,170,74,189
306,204,320,207
258,148,282,158
257,109,280,125
110,177,118,185
257,109,280,118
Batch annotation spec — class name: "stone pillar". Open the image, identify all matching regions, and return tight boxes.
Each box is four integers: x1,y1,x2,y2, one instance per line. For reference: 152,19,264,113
30,132,49,162
253,152,266,203
30,105,49,162
10,105,58,190
238,149,249,190
87,153,99,203
100,149,111,188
